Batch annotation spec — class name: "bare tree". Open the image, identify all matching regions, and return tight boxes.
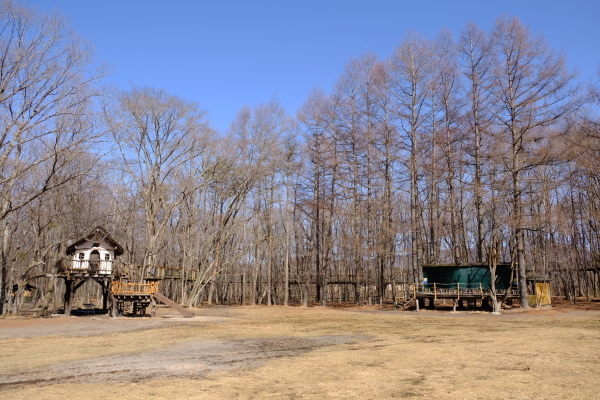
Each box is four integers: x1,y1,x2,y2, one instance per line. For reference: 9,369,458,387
459,22,495,263
391,32,434,283
0,0,103,314
298,87,336,306
432,29,464,264
491,16,579,307
107,87,213,272
371,61,401,305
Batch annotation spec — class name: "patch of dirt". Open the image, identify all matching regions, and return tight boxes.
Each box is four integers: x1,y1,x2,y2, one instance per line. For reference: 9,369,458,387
0,335,366,391
3,298,600,340
0,314,226,340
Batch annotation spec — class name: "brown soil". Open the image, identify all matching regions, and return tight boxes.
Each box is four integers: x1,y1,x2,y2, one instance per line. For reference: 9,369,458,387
0,335,365,390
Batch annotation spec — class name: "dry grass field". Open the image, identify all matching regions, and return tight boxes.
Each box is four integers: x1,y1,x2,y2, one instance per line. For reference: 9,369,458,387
1,301,599,399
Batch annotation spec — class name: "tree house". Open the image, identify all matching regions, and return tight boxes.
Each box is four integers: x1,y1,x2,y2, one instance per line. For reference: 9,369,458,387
59,226,193,318
58,226,195,317
60,226,124,316
65,226,124,274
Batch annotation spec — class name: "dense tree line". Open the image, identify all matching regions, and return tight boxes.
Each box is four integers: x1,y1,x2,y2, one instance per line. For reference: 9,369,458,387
2,0,599,314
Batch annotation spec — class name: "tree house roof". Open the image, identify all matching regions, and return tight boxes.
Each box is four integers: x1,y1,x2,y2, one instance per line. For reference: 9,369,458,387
66,226,124,256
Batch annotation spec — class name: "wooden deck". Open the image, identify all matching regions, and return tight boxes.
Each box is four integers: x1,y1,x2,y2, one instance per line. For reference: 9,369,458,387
109,281,159,317
414,283,519,310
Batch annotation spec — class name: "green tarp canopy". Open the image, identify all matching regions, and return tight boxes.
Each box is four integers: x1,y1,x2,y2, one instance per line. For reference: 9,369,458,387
422,263,513,291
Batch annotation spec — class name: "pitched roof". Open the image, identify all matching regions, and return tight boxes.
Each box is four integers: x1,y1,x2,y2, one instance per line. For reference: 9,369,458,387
65,226,124,256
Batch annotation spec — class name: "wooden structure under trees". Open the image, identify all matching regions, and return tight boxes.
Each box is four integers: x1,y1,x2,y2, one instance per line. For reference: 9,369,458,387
109,280,193,317
59,227,193,317
526,274,552,306
414,263,520,310
57,229,552,313
110,281,159,317
59,226,123,316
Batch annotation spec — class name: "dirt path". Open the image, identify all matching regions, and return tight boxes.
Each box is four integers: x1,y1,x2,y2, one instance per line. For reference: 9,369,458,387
0,335,366,390
0,314,227,340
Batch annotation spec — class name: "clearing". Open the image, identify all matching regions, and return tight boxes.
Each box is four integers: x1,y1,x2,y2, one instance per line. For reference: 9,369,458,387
1,300,599,399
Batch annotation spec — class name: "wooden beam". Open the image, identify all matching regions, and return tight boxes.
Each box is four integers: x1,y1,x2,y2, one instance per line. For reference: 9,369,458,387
153,291,194,317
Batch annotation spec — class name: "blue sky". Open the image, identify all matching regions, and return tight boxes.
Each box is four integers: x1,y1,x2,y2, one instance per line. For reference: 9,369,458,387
27,0,600,133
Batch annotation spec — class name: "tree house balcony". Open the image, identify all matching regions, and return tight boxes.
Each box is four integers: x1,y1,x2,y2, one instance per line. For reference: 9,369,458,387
58,258,119,277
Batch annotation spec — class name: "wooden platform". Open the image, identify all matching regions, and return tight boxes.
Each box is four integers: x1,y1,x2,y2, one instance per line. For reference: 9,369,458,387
110,281,159,317
109,282,193,317
414,283,519,310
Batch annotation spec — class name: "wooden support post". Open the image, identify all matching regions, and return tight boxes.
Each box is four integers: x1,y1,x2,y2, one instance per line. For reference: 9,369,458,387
63,278,87,316
453,298,457,312
242,270,246,306
416,297,420,312
392,277,397,308
102,286,108,310
111,296,118,318
63,279,73,316
434,282,437,301
99,279,109,311
151,297,156,318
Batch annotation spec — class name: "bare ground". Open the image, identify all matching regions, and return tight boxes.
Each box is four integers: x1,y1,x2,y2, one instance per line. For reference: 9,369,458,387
1,299,599,399
0,335,366,390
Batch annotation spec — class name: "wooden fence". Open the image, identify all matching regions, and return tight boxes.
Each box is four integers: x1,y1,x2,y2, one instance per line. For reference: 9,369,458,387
110,281,160,295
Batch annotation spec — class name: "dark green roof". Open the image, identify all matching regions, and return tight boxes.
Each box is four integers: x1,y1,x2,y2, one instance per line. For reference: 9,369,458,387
422,263,511,268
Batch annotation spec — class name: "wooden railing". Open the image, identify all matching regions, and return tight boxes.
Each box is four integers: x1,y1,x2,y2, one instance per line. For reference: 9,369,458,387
59,258,117,275
142,265,197,281
110,281,160,295
415,283,519,298
120,264,197,281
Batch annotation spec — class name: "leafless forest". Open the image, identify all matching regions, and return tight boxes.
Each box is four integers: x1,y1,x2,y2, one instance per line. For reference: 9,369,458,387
2,1,599,315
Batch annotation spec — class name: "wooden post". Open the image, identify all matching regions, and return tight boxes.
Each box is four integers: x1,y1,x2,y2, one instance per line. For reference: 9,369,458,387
457,282,460,300
434,282,437,301
100,279,109,311
63,279,73,316
453,298,457,312
111,296,118,318
102,286,108,310
151,297,156,318
63,278,86,316
392,277,397,308
242,270,246,306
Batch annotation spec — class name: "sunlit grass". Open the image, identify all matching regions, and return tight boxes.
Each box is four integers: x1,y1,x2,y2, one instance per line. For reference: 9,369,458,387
2,306,599,399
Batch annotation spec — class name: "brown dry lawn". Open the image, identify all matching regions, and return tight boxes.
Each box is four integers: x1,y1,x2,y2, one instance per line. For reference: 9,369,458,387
1,300,599,399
